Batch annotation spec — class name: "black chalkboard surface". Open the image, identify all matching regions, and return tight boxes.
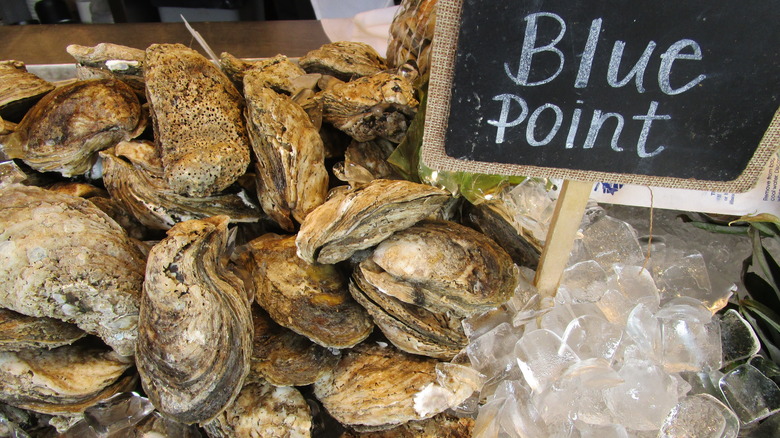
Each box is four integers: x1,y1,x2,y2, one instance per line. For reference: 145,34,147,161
424,0,780,191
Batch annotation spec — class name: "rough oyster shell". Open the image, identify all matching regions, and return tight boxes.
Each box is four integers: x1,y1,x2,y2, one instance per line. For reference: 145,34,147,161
314,342,469,431
144,43,250,197
0,308,86,351
0,344,135,416
225,53,306,95
0,60,54,122
340,413,474,437
349,267,466,359
244,81,328,231
296,179,450,264
466,200,542,269
249,304,339,387
319,72,418,143
0,184,145,356
137,215,252,425
2,79,142,177
300,41,388,82
66,43,146,95
334,139,401,184
244,234,373,349
204,381,311,438
101,142,262,230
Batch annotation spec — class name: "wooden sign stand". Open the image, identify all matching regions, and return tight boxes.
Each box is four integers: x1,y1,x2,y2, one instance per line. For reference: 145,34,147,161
533,180,592,300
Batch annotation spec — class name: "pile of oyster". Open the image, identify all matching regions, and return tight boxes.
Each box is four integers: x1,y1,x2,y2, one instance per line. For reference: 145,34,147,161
0,39,538,437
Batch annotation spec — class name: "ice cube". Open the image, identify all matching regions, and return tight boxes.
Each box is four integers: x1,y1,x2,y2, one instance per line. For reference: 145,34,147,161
719,363,780,425
680,370,726,399
495,380,549,438
466,322,521,380
612,264,660,310
561,314,623,362
604,359,679,431
575,421,629,438
659,315,722,372
83,392,155,436
719,309,760,366
739,410,780,437
472,397,502,438
597,288,636,325
557,260,611,304
654,253,715,308
624,303,662,362
657,393,739,438
580,216,645,269
540,302,606,337
515,329,579,393
463,306,514,340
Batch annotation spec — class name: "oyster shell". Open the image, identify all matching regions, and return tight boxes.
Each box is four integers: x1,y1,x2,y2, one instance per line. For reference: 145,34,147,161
137,216,252,425
296,179,450,264
0,184,145,356
340,413,474,437
466,200,542,269
2,79,143,177
350,268,466,359
66,43,146,95
0,308,85,351
361,220,519,317
224,53,306,95
314,342,469,431
319,72,418,143
249,304,339,387
0,344,135,416
300,41,388,82
244,81,328,231
0,60,54,122
244,234,373,349
204,381,311,438
101,142,262,230
334,139,401,184
144,43,250,197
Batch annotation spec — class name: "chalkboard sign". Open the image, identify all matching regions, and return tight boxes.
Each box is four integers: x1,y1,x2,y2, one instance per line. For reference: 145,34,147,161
422,0,780,192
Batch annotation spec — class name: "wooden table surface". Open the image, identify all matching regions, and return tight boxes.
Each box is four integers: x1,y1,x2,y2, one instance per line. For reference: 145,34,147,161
0,20,332,65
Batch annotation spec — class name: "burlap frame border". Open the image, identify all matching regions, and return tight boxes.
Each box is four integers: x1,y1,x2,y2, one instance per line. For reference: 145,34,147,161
421,0,780,193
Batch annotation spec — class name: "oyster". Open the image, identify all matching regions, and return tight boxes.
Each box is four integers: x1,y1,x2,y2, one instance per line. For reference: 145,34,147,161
319,72,418,143
66,43,146,95
314,342,471,431
296,179,451,264
0,184,145,356
244,80,328,231
466,200,542,269
361,220,518,317
299,41,388,82
350,268,466,359
0,60,54,122
204,381,311,438
144,43,250,197
222,53,306,95
0,344,135,416
101,142,262,230
340,413,474,437
249,304,339,387
2,79,143,177
334,139,401,184
137,216,252,425
244,234,373,349
0,308,85,351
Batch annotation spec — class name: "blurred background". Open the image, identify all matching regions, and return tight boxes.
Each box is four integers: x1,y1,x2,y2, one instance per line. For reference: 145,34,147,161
0,0,400,25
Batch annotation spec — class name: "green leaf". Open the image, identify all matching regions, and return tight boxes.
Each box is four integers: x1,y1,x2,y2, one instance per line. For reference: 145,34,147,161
750,228,780,301
688,221,750,235
741,298,780,335
733,213,780,228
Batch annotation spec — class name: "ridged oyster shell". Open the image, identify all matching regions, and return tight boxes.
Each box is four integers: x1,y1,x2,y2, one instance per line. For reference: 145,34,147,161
319,72,418,143
339,413,475,437
0,344,135,416
296,179,451,264
314,342,473,431
66,43,146,95
2,79,142,177
204,381,311,438
0,184,145,356
249,305,339,387
0,60,54,121
362,220,519,316
144,43,250,197
137,216,252,425
101,141,262,230
244,234,373,349
299,41,388,82
244,81,328,231
0,309,85,352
